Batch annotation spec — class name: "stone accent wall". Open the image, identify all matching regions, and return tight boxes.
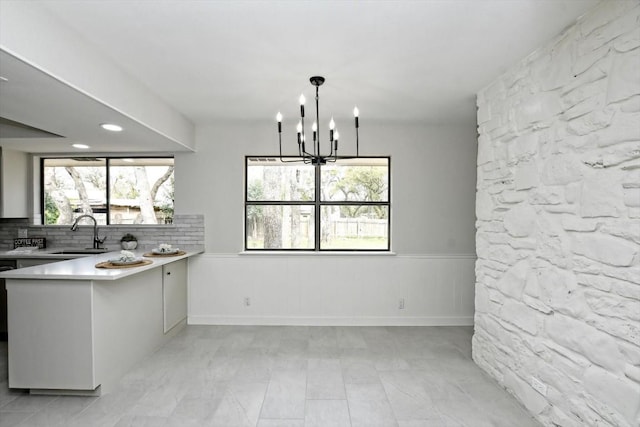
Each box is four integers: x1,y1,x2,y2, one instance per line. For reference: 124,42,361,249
473,2,640,427
0,214,204,250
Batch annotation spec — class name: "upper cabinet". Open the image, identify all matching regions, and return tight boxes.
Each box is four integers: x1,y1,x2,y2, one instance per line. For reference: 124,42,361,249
0,147,29,218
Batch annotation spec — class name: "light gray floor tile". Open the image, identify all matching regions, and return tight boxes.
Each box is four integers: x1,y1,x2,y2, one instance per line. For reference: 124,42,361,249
14,396,96,427
209,381,268,427
260,370,306,419
306,369,346,400
0,326,541,427
380,370,439,421
304,399,351,427
0,395,57,413
0,412,33,427
349,398,398,427
345,382,388,401
342,358,380,384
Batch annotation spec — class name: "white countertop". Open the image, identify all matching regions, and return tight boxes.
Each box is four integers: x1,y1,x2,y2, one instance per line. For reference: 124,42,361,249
0,248,203,281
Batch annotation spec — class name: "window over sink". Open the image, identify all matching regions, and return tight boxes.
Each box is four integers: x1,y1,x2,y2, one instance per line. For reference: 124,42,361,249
41,157,174,225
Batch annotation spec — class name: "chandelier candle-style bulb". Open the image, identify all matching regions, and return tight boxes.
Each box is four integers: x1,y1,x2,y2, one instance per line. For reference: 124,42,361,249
276,112,283,133
312,122,317,143
296,121,302,145
299,94,306,117
329,118,335,141
354,106,359,128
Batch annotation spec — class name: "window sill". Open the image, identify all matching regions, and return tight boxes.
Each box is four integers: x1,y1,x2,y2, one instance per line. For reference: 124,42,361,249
239,251,397,256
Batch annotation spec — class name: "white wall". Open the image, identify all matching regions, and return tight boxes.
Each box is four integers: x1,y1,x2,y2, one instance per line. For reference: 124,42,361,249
177,121,478,325
473,1,640,426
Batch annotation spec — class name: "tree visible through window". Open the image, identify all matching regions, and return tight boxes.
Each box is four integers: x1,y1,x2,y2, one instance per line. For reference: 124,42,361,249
42,157,174,225
245,157,390,251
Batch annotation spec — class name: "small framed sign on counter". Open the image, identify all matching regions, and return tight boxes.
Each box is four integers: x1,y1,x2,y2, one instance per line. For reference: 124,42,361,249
13,237,47,249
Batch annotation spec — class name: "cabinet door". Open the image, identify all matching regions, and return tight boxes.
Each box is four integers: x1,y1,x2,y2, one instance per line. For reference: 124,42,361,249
162,259,187,333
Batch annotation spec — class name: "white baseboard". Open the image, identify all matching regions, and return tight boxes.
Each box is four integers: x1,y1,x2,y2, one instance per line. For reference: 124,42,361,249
188,315,474,327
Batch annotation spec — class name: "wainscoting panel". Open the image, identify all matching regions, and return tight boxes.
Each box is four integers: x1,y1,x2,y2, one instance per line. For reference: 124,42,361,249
188,254,475,326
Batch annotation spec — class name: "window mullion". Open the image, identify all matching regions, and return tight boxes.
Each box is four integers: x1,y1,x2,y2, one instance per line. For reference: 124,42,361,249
105,158,111,225
314,163,321,251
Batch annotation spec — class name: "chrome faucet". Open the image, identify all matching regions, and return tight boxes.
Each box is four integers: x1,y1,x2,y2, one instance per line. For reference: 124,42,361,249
70,214,106,249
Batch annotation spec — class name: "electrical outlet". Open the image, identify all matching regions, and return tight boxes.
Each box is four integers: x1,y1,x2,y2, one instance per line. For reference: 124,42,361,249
244,297,251,307
531,377,547,396
399,298,405,310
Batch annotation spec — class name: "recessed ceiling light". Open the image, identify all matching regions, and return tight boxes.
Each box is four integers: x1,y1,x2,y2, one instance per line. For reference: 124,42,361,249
72,143,90,149
100,123,123,132
123,158,134,162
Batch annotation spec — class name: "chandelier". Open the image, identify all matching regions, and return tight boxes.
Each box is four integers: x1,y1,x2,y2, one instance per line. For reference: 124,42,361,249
276,76,360,165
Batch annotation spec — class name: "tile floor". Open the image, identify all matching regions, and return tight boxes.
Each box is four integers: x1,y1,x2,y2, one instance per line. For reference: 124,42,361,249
0,326,540,426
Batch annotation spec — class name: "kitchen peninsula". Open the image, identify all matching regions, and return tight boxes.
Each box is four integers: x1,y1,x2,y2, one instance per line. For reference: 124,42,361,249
0,249,202,396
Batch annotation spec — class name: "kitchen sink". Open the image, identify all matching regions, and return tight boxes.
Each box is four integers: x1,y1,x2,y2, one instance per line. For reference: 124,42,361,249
50,249,110,255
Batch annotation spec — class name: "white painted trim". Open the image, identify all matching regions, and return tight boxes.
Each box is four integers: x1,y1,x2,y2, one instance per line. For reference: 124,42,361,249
211,252,476,259
188,315,474,327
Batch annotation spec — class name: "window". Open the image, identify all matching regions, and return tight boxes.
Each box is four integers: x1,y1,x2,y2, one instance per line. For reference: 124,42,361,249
245,157,390,251
42,157,174,225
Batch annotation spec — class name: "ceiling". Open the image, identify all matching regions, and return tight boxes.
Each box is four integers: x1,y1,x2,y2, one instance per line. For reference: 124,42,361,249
0,0,601,154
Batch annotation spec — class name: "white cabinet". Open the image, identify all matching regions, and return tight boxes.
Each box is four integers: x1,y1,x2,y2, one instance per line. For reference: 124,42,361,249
162,259,187,333
0,147,30,218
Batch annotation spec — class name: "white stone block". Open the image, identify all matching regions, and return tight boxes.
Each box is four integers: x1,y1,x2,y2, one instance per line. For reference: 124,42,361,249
515,92,564,131
496,260,529,298
536,265,582,311
529,187,564,205
497,190,527,204
576,273,612,292
601,265,640,284
572,233,638,267
477,134,494,165
615,26,640,53
563,79,607,111
541,154,584,185
594,111,640,147
514,161,539,190
583,365,640,426
620,94,640,113
612,280,640,301
562,95,605,121
623,185,640,207
567,109,615,136
607,51,640,104
477,103,491,125
561,214,598,232
600,219,640,244
585,289,640,321
546,314,624,372
503,371,549,415
509,133,539,161
586,316,640,348
476,192,494,221
579,175,624,218
573,43,610,76
582,141,640,169
504,204,537,237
